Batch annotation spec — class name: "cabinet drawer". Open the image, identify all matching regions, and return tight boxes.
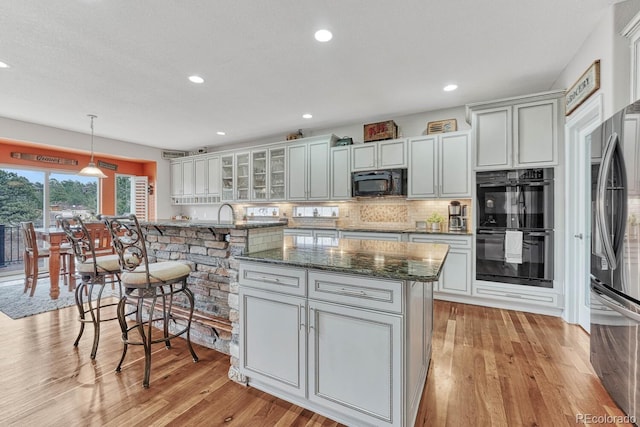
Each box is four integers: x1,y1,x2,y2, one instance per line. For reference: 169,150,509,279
474,284,559,307
340,231,404,242
239,262,307,296
308,271,402,313
408,234,471,249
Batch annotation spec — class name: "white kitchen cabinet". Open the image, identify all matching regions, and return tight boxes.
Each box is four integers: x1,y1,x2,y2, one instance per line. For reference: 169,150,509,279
351,138,407,172
407,131,471,199
287,136,334,201
193,155,220,197
624,113,640,195
235,152,251,201
408,234,472,296
269,146,286,200
239,287,307,398
220,152,250,202
307,300,401,425
171,155,222,204
170,160,184,197
284,228,339,246
467,90,563,170
330,146,351,200
239,262,433,427
220,154,235,202
339,230,405,242
251,149,268,201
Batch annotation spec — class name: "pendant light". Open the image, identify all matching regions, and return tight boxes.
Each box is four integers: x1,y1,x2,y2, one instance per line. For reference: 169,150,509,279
78,114,107,179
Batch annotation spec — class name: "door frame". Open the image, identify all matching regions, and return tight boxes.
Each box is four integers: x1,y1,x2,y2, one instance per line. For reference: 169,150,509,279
563,93,603,331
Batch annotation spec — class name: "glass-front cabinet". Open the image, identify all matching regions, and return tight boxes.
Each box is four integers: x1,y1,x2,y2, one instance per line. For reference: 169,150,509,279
252,150,268,201
269,147,286,200
236,152,250,201
221,154,235,201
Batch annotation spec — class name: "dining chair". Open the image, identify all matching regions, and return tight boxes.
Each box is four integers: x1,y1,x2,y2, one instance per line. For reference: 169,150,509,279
20,221,73,297
57,216,123,359
99,213,198,388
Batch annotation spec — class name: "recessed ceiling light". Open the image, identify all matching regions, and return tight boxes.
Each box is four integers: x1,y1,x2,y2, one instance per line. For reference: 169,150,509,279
443,84,458,92
216,131,226,136
188,75,204,84
314,29,333,42
302,113,313,119
0,61,9,68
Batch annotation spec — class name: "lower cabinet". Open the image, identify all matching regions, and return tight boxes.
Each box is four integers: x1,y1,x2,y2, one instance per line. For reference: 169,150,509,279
307,301,402,425
238,262,433,427
239,287,306,397
408,234,472,297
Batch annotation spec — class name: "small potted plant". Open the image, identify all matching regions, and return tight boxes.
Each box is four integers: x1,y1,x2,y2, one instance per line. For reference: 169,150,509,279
426,212,445,231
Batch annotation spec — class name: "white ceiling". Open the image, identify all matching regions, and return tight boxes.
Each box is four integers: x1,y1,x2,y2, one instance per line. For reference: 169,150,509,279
0,0,616,152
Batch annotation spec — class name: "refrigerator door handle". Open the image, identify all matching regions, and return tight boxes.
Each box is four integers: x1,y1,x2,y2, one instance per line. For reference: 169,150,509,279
596,132,619,270
592,282,640,323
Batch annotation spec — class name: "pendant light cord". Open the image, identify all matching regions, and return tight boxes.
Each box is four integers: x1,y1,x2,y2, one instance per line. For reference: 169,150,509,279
88,114,97,163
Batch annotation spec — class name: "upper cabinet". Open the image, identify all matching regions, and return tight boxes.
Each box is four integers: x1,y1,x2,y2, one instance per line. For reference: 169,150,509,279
408,131,471,199
268,146,286,201
467,90,564,170
351,138,407,172
330,146,351,200
171,155,221,205
287,135,336,201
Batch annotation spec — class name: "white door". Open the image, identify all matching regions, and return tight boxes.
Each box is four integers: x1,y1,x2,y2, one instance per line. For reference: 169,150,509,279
564,94,602,331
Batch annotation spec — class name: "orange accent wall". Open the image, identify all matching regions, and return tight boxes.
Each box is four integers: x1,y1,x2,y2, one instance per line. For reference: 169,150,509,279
0,139,157,218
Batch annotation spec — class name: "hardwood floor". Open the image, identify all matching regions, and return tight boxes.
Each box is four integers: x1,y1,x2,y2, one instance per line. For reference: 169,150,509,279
0,295,630,426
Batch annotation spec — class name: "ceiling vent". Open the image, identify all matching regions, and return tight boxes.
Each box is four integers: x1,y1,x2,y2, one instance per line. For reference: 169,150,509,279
161,150,187,160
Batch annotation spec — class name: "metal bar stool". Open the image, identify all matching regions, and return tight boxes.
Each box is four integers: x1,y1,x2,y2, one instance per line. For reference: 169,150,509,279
99,214,198,388
58,216,123,359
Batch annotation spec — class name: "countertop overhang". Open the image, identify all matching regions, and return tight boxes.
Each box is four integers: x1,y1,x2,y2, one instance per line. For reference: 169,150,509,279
141,219,288,229
237,236,449,282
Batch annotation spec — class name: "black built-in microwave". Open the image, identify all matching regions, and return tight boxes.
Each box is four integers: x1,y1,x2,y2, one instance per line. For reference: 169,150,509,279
352,169,407,197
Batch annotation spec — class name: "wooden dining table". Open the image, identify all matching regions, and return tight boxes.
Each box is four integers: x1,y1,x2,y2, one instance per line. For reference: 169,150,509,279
35,227,76,300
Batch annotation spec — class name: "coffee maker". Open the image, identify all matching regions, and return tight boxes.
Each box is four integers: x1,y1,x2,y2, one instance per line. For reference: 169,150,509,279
448,201,467,231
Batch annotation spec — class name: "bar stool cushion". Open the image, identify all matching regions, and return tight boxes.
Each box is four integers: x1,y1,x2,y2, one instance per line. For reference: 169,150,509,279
76,254,122,275
121,261,191,287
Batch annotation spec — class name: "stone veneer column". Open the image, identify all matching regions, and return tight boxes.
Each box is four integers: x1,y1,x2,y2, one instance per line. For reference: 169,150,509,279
143,224,283,384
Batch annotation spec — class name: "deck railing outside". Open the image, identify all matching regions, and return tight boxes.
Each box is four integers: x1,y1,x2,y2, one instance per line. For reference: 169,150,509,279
1,225,25,273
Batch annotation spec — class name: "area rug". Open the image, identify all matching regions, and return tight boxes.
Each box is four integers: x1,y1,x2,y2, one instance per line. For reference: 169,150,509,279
0,281,95,319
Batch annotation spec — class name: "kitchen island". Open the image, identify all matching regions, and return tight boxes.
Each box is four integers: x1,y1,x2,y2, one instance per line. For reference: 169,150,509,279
236,236,449,427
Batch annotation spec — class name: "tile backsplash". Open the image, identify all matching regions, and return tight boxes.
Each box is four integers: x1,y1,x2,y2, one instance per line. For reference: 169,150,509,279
182,198,473,230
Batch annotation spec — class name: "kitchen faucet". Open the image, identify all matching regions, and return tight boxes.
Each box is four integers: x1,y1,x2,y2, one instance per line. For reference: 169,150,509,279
217,203,236,224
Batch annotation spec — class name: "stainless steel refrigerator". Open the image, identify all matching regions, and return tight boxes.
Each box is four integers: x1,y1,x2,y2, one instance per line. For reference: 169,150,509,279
590,100,640,423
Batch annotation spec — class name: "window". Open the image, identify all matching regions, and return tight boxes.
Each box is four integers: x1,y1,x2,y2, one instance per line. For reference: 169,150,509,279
0,167,97,226
116,174,148,220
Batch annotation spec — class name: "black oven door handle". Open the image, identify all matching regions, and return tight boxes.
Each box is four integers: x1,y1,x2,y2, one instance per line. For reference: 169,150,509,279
524,231,551,237
478,182,507,188
477,230,506,234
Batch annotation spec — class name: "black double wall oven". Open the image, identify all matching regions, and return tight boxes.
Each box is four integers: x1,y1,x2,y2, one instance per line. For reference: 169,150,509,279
475,168,554,288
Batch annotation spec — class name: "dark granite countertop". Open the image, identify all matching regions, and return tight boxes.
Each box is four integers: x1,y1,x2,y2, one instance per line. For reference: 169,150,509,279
142,219,288,229
237,236,449,282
